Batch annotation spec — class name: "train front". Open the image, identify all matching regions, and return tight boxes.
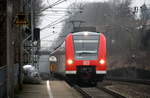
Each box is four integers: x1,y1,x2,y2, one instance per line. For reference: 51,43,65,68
65,31,106,84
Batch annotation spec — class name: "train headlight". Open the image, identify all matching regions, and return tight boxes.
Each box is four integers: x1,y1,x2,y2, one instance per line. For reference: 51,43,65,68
84,32,88,36
67,59,73,65
99,59,105,65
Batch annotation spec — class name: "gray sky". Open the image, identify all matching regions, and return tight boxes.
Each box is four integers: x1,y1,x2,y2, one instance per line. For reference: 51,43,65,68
39,0,150,50
131,0,150,7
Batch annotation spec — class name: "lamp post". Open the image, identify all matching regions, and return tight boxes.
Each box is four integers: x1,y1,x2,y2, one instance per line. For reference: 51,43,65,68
30,0,34,66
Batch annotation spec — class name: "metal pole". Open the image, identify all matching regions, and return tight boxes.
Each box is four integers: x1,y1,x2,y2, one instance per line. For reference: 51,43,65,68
31,0,34,66
7,0,12,97
22,34,31,43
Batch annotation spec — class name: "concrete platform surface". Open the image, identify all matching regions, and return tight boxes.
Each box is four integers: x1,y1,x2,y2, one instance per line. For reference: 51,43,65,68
15,80,82,98
50,80,82,98
15,81,49,98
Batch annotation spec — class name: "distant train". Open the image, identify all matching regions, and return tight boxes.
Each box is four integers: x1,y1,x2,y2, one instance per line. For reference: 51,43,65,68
50,31,106,85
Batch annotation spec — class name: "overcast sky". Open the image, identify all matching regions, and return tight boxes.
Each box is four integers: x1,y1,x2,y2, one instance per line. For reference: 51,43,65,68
39,0,150,50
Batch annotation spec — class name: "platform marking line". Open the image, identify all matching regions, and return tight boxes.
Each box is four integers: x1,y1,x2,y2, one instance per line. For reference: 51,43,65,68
47,80,53,98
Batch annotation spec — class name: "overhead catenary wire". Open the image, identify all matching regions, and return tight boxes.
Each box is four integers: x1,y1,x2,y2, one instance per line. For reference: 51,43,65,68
40,0,85,32
40,0,67,13
41,10,73,30
40,33,58,40
40,14,69,30
40,0,107,53
47,0,51,6
41,8,83,31
40,0,87,52
41,0,84,41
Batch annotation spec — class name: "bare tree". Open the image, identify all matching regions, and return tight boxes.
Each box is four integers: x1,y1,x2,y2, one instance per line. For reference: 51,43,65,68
61,0,138,55
139,4,150,49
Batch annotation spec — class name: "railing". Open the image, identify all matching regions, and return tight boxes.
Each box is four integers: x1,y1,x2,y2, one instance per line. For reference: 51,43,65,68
0,66,7,98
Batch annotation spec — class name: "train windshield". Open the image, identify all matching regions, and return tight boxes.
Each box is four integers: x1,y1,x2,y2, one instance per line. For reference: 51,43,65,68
73,35,99,60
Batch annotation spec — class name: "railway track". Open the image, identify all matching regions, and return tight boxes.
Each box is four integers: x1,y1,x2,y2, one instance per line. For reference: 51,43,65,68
63,75,126,98
54,74,149,98
106,78,150,85
73,85,126,98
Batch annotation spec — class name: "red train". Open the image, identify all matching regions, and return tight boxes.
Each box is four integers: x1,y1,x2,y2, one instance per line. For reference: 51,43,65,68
65,31,106,85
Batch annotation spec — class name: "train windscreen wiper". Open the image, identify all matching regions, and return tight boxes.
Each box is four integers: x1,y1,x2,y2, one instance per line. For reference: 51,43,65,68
76,51,97,54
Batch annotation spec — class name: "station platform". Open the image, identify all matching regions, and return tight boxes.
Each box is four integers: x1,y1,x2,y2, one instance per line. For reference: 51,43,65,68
15,81,49,98
15,80,82,98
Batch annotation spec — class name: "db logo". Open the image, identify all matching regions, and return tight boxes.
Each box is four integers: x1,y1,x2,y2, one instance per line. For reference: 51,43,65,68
83,61,90,65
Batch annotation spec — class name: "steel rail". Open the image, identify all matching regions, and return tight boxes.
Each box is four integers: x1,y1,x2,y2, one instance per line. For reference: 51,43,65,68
106,78,150,85
73,85,126,98
73,85,92,98
97,87,126,98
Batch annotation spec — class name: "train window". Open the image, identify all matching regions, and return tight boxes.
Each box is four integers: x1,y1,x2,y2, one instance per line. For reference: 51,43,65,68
73,35,99,60
73,35,98,40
